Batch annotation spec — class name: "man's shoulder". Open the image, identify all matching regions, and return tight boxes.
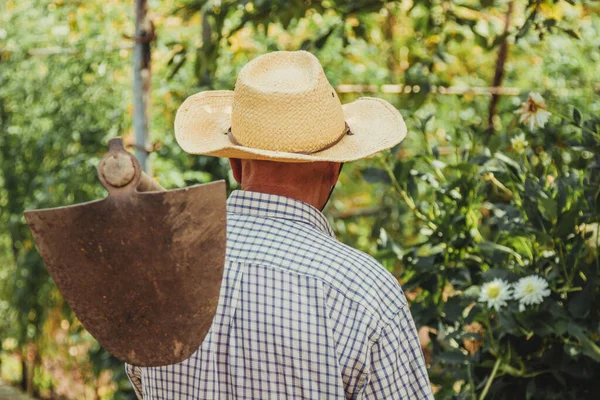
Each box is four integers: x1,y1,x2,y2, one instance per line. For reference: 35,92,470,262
226,214,407,323
319,237,408,322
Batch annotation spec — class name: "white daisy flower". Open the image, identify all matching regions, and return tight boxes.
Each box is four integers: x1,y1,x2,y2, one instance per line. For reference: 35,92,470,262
479,278,513,311
513,276,551,311
515,92,552,130
510,133,529,154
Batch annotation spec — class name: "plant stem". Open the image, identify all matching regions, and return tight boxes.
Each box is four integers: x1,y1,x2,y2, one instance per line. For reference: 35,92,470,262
570,241,587,286
558,243,572,289
381,159,438,230
467,362,477,400
483,318,497,352
552,110,600,140
556,286,582,293
479,356,502,400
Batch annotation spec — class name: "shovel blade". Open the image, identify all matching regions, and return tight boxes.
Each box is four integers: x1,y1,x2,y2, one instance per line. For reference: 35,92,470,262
25,181,226,367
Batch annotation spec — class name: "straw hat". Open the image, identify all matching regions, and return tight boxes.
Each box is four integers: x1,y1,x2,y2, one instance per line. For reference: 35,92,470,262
175,51,407,162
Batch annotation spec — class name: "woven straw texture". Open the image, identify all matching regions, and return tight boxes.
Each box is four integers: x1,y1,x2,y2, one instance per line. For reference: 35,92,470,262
175,51,407,163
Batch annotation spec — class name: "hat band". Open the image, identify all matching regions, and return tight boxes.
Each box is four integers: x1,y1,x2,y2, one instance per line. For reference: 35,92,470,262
226,122,352,155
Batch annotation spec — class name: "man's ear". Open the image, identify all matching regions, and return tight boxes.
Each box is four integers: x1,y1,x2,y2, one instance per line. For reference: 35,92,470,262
229,158,243,184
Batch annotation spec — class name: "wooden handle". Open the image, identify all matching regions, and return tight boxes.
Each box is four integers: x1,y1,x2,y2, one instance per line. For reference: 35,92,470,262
137,171,165,192
98,138,165,193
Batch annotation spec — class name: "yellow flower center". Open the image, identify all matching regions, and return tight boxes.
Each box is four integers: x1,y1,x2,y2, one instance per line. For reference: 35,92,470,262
524,283,535,294
487,286,500,299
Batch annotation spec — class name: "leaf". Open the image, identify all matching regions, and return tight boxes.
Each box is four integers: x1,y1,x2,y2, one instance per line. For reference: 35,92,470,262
499,310,520,333
407,175,418,198
526,379,537,400
568,322,600,362
443,296,465,322
556,177,568,212
352,23,367,39
436,351,468,365
556,207,580,237
414,255,436,273
360,167,391,184
393,159,415,182
314,24,339,49
488,29,506,47
523,197,548,231
481,267,517,282
449,266,472,290
553,319,568,335
573,108,582,126
463,286,481,300
568,280,595,319
508,236,533,261
478,241,523,263
516,12,535,40
421,114,435,130
562,28,580,40
278,8,296,29
299,39,312,50
494,152,522,176
167,53,188,79
409,301,439,327
539,196,558,221
465,303,483,323
469,154,491,166
473,31,489,49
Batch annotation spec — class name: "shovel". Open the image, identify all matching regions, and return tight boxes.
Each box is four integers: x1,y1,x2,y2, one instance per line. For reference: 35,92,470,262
24,138,226,367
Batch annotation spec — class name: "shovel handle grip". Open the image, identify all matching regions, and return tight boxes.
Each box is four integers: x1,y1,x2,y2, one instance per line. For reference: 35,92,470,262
137,171,165,192
98,138,165,194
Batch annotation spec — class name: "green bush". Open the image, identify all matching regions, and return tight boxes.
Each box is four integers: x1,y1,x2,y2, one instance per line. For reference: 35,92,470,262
361,96,600,399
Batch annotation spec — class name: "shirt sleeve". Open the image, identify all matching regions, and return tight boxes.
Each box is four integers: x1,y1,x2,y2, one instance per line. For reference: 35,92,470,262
125,363,144,400
360,305,434,399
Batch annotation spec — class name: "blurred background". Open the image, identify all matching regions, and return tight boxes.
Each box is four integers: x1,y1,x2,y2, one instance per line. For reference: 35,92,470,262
1,0,599,399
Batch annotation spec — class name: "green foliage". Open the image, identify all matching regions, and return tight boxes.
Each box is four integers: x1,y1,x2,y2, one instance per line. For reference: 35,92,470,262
0,0,136,397
1,2,115,337
362,106,600,398
1,0,599,398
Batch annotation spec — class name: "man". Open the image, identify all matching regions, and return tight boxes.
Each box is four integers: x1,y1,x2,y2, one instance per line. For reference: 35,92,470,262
126,51,433,399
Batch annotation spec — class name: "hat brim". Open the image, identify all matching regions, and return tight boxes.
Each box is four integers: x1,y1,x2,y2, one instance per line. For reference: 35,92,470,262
175,90,407,163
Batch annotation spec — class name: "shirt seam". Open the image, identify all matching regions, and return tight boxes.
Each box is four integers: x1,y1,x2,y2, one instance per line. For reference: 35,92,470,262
355,304,412,397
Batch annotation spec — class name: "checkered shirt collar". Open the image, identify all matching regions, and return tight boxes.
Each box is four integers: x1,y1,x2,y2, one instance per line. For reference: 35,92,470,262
227,190,335,238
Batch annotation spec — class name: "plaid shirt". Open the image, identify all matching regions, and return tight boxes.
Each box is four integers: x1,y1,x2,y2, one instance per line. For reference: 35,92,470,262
126,190,433,399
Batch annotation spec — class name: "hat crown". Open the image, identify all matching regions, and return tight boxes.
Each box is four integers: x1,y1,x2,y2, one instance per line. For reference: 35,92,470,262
230,51,346,153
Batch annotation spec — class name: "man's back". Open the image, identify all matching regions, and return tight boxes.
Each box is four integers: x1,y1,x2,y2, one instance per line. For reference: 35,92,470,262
127,191,432,399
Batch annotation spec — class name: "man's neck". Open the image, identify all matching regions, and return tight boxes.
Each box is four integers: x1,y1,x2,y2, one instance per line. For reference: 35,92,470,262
231,159,340,211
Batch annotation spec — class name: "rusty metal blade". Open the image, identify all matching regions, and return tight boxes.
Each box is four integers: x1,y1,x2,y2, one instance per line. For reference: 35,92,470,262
24,180,226,367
